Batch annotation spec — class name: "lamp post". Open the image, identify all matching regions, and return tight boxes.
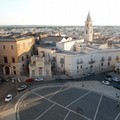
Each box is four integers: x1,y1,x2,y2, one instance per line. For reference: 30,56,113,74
82,69,84,88
116,93,119,107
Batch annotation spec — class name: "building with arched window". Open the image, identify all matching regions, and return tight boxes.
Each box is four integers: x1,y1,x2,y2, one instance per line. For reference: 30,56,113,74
0,36,35,75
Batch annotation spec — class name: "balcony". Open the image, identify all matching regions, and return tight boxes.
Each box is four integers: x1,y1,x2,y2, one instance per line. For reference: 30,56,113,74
88,59,95,64
101,57,105,62
108,57,112,61
77,60,84,64
60,59,64,64
116,56,119,61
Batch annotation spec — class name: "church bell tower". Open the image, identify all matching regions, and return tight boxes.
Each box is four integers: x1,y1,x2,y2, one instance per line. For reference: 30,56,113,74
84,12,93,42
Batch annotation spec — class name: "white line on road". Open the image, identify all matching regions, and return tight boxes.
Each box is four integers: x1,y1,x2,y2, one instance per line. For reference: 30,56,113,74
49,83,70,99
66,91,91,107
93,95,103,120
35,103,55,120
34,93,92,120
64,111,70,120
114,112,120,120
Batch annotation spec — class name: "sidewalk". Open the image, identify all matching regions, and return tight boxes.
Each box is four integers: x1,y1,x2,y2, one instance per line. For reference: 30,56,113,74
0,108,16,120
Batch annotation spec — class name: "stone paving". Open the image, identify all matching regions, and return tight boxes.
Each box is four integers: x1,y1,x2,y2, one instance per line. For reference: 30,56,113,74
0,80,120,120
17,84,120,120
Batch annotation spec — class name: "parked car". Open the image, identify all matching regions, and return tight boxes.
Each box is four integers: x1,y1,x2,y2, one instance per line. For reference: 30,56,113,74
11,77,15,82
112,77,120,82
26,78,34,82
101,80,110,85
114,84,120,89
17,85,27,91
87,72,95,76
105,77,112,81
35,77,44,82
5,94,13,102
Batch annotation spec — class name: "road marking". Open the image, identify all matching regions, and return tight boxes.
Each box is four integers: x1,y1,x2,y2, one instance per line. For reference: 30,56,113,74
66,91,91,107
64,111,70,120
93,95,103,120
35,103,55,120
114,112,120,120
24,87,70,106
49,82,70,99
33,93,92,120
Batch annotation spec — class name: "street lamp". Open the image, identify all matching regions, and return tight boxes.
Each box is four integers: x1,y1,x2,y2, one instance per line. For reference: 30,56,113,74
116,93,119,107
82,69,84,88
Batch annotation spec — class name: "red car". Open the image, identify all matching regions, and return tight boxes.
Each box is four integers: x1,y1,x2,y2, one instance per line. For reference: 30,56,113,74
25,78,34,83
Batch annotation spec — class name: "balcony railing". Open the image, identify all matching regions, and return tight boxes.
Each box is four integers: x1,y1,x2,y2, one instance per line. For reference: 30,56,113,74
101,57,105,62
108,57,112,61
77,60,84,64
88,59,95,64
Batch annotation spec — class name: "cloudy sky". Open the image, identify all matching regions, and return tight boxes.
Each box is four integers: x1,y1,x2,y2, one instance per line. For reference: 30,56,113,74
0,0,119,25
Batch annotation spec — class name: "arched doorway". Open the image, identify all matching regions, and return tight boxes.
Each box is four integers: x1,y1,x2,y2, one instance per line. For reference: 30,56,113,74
90,65,94,73
5,66,10,75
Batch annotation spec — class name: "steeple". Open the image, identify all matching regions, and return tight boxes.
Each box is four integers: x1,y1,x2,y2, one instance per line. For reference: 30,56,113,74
84,12,93,42
87,11,92,21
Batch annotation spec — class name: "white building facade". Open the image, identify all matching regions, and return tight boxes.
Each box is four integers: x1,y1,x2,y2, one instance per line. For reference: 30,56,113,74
29,54,51,78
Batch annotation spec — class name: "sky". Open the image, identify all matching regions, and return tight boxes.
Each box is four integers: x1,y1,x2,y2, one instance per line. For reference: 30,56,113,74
0,0,120,26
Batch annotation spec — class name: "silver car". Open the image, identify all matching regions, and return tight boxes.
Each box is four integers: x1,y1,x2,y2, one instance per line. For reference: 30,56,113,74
5,94,13,102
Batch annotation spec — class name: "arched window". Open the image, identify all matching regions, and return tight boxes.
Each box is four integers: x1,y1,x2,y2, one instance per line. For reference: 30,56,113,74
32,70,35,76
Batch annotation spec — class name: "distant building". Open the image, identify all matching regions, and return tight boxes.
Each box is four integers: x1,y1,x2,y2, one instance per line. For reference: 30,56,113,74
0,36,35,75
84,12,93,42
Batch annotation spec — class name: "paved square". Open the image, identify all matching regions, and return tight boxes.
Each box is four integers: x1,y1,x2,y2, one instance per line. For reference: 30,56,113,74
50,88,88,106
66,112,88,120
19,98,53,120
34,87,61,97
18,85,120,120
95,96,120,120
37,104,68,120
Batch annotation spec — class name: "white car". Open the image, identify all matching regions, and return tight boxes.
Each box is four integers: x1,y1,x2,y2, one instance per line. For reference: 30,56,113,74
35,77,44,82
5,94,13,102
101,80,110,85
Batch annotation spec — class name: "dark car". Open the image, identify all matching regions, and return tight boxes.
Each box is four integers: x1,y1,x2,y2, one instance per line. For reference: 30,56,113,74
25,78,34,82
114,84,120,89
105,75,113,81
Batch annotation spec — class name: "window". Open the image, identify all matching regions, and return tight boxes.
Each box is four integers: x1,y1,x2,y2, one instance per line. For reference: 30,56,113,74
86,30,87,34
3,45,5,49
87,23,88,27
12,57,15,63
60,58,64,64
77,66,79,69
22,56,24,61
26,54,29,59
101,63,103,66
81,65,82,69
13,66,16,69
14,71,16,75
4,56,8,63
101,68,103,71
61,64,63,68
11,45,13,50
32,70,35,76
108,62,110,66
